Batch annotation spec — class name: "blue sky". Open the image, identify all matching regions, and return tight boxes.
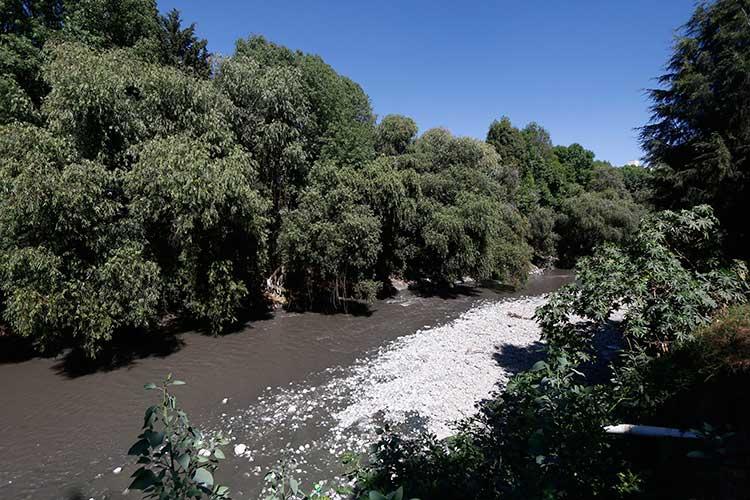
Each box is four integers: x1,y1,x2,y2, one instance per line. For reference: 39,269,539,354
158,1,695,165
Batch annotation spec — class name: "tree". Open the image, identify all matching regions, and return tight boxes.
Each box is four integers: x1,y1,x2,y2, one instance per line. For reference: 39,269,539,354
0,0,64,120
555,190,645,266
0,123,161,355
376,114,418,156
62,0,160,50
0,42,266,355
126,136,268,333
42,41,234,165
520,122,568,207
588,161,626,194
157,9,211,78
620,163,654,205
554,143,595,186
486,116,526,169
400,129,530,284
280,161,382,307
641,0,750,257
233,36,376,167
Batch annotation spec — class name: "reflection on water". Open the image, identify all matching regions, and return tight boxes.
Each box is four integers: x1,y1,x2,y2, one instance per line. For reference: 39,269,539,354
0,269,572,499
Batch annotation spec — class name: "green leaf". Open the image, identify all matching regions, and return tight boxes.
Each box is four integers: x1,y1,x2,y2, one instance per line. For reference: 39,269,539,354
392,486,404,500
143,406,158,428
127,438,150,456
144,430,164,447
213,448,225,460
176,453,190,470
129,469,158,490
369,491,388,500
290,477,299,495
143,382,157,390
170,380,186,386
193,467,214,488
530,361,547,372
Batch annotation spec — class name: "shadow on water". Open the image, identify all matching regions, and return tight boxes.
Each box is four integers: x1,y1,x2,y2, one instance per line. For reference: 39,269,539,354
6,270,574,379
63,489,86,500
52,327,185,378
283,297,376,317
410,283,482,300
493,340,547,376
0,334,38,364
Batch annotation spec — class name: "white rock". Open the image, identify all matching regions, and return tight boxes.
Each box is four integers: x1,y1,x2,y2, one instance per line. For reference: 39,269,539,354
112,466,122,475
234,443,247,456
221,398,229,404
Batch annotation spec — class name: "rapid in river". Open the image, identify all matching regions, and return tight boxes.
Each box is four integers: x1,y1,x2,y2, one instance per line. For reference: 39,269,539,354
0,269,573,500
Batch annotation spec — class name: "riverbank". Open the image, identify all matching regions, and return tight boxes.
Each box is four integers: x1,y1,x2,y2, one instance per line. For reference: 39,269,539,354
212,295,552,497
0,270,573,499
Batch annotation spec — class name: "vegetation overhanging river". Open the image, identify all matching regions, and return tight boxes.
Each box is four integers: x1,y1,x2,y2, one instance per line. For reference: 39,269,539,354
0,269,573,500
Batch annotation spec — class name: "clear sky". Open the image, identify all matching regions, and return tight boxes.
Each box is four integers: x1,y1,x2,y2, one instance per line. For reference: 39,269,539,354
157,1,695,166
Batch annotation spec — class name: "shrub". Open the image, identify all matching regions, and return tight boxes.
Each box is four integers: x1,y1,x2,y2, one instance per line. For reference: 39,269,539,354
128,375,231,498
359,359,630,500
695,304,750,374
363,206,749,500
539,205,748,357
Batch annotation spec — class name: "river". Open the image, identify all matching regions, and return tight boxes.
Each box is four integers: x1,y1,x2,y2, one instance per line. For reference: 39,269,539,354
0,269,572,500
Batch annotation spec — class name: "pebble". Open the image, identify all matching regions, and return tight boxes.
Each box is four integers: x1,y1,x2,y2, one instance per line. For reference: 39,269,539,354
112,467,122,475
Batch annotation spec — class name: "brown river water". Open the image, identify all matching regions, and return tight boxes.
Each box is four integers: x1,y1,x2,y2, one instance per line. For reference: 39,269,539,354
0,270,572,500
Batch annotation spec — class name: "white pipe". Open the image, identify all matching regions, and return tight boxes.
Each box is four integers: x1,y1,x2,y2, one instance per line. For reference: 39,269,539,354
605,424,702,439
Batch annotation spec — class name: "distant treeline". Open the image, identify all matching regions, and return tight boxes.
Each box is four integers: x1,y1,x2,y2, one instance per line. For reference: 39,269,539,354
0,0,651,356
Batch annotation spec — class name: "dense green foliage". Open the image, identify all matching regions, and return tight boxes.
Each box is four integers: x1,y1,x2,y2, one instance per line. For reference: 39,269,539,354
486,116,650,265
0,1,643,355
642,0,750,257
360,206,749,499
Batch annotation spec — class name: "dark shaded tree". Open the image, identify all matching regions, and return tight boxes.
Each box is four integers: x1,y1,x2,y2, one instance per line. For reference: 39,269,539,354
641,0,750,256
157,8,210,78
0,0,65,120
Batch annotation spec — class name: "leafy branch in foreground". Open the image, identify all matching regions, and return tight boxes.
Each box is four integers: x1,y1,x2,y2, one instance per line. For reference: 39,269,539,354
128,374,230,499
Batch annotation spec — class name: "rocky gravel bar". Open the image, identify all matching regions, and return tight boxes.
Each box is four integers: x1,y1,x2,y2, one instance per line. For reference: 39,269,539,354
333,295,546,438
210,294,551,495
